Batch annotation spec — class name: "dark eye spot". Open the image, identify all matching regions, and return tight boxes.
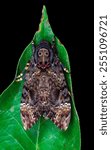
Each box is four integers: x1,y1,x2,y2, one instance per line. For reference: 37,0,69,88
44,50,49,56
40,61,42,64
45,61,47,64
38,51,42,56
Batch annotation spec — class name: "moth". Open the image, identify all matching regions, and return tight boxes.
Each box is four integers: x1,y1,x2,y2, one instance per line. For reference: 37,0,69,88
16,39,71,130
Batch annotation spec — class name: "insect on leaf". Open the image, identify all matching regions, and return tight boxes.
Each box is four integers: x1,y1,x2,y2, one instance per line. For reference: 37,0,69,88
0,5,81,150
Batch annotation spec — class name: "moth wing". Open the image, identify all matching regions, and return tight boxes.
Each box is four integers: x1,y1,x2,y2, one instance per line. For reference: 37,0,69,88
20,78,41,130
47,88,71,130
20,102,40,130
47,63,71,130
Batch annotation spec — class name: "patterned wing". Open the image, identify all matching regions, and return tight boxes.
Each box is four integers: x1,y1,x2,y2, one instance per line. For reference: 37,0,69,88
20,63,41,130
47,93,71,130
46,57,71,130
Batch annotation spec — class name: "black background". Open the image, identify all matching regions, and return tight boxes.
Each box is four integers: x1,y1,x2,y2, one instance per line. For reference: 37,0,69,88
0,0,93,150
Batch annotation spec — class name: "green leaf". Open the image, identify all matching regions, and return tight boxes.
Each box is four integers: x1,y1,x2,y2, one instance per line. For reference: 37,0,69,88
0,6,81,150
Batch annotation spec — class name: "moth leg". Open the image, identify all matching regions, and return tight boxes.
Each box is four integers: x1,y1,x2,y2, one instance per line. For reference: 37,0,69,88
15,61,31,82
63,67,70,73
16,73,23,82
68,91,71,96
25,62,30,71
61,63,70,73
32,40,36,53
51,36,57,52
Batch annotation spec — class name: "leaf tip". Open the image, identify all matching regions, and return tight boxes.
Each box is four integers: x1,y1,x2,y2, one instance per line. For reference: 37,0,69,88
42,5,46,11
42,5,47,19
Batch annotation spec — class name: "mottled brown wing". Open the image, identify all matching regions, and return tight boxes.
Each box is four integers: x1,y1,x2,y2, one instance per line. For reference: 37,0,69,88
20,62,41,130
47,98,71,130
20,103,40,130
21,84,41,130
45,57,71,130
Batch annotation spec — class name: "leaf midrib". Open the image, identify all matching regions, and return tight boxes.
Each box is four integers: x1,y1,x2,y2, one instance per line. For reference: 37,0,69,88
36,118,40,150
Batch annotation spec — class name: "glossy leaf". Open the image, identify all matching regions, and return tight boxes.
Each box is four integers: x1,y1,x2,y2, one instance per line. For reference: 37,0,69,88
0,6,81,150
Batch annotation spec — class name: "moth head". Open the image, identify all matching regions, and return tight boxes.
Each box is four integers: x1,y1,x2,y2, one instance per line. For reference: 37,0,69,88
33,41,54,69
